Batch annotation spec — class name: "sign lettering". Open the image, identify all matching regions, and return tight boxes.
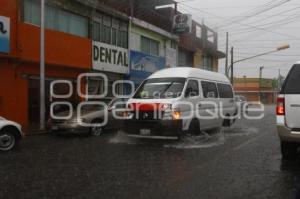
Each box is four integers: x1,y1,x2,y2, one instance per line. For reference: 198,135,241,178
93,41,129,74
0,16,10,53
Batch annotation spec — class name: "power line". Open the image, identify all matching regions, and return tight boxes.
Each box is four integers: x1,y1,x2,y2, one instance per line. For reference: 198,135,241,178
227,13,300,35
180,1,300,41
216,0,291,29
228,6,300,30
227,12,300,33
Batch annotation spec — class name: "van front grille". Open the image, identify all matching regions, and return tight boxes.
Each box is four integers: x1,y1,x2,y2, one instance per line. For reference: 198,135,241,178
133,111,164,120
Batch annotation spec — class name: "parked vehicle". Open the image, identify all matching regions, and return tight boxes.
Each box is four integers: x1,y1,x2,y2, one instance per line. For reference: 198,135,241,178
123,67,237,139
277,63,300,159
235,95,248,113
48,98,129,136
0,117,23,151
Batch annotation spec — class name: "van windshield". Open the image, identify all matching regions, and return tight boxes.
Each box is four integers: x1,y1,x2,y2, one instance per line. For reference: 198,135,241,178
133,78,186,99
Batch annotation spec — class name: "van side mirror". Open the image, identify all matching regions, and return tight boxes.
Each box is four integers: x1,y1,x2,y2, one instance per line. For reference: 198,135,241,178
108,105,116,111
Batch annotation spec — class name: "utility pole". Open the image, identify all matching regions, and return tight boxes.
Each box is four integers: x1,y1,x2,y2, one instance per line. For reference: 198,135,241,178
225,32,229,77
259,66,264,103
278,69,281,90
40,0,45,130
230,47,234,84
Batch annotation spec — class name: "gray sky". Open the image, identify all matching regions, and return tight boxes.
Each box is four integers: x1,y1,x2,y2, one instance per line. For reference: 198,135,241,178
177,0,300,79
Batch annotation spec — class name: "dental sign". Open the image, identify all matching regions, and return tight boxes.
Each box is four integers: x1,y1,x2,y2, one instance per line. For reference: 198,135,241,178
93,41,129,74
0,16,10,53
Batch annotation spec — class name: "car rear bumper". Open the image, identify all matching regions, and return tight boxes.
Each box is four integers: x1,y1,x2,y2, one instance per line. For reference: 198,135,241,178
123,119,183,138
277,125,300,143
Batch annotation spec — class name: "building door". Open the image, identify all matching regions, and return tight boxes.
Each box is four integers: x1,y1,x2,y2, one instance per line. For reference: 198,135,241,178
28,79,52,129
28,78,78,130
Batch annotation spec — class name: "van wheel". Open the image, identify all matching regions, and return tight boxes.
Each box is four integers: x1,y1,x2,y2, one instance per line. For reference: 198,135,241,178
281,141,298,160
223,114,235,127
0,129,16,151
90,119,104,136
188,119,201,136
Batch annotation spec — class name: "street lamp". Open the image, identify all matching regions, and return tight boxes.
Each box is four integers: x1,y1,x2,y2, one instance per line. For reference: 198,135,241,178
228,44,290,84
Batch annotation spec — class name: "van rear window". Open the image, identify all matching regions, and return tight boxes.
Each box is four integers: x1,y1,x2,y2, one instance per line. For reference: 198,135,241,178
217,83,233,98
281,65,300,94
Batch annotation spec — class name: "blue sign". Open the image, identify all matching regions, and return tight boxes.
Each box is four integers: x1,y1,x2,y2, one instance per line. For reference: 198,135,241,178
128,50,165,85
0,16,10,54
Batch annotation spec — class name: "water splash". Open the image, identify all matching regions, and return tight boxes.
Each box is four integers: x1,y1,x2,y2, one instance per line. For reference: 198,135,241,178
164,131,225,149
223,126,259,137
109,131,138,145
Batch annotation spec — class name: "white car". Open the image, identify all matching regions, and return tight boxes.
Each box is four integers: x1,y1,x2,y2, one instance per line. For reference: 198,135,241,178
234,95,247,112
0,117,23,151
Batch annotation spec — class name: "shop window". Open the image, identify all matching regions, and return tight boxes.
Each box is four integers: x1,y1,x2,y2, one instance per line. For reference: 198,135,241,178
101,15,112,44
23,0,89,38
203,56,213,71
171,40,177,49
207,29,214,43
57,9,69,33
141,37,151,55
93,16,128,48
118,31,128,49
196,25,202,38
93,22,101,42
24,0,40,25
151,40,159,56
112,28,117,45
69,13,88,37
101,25,111,44
45,6,56,29
141,36,160,56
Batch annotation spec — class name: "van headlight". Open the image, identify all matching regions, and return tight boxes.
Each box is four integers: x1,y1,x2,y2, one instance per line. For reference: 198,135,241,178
172,111,181,120
162,107,181,120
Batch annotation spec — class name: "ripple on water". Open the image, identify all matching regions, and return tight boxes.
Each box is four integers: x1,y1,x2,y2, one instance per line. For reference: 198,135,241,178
164,131,225,149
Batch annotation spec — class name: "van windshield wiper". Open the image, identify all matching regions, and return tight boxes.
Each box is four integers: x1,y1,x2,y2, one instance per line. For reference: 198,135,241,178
159,81,175,97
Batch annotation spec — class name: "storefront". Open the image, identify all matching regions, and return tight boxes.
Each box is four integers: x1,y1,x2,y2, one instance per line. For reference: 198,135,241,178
0,0,92,133
127,18,178,88
0,60,88,132
91,13,130,98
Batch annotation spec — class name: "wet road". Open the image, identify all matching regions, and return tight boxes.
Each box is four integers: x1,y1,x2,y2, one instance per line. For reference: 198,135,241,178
1,105,300,199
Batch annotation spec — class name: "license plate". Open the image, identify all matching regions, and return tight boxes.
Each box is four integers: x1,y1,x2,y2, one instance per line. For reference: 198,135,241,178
140,129,151,135
52,126,59,130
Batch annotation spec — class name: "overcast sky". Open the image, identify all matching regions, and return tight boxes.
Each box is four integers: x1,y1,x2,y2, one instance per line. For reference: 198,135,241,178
176,0,300,79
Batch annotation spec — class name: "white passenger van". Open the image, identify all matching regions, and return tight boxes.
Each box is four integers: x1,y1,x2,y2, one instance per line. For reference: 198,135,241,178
124,67,237,139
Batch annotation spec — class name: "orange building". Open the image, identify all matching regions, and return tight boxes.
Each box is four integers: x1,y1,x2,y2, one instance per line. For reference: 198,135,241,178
234,77,277,104
0,0,93,133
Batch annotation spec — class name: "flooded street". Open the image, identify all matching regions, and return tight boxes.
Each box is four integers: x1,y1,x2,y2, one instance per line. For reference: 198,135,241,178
1,105,300,199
